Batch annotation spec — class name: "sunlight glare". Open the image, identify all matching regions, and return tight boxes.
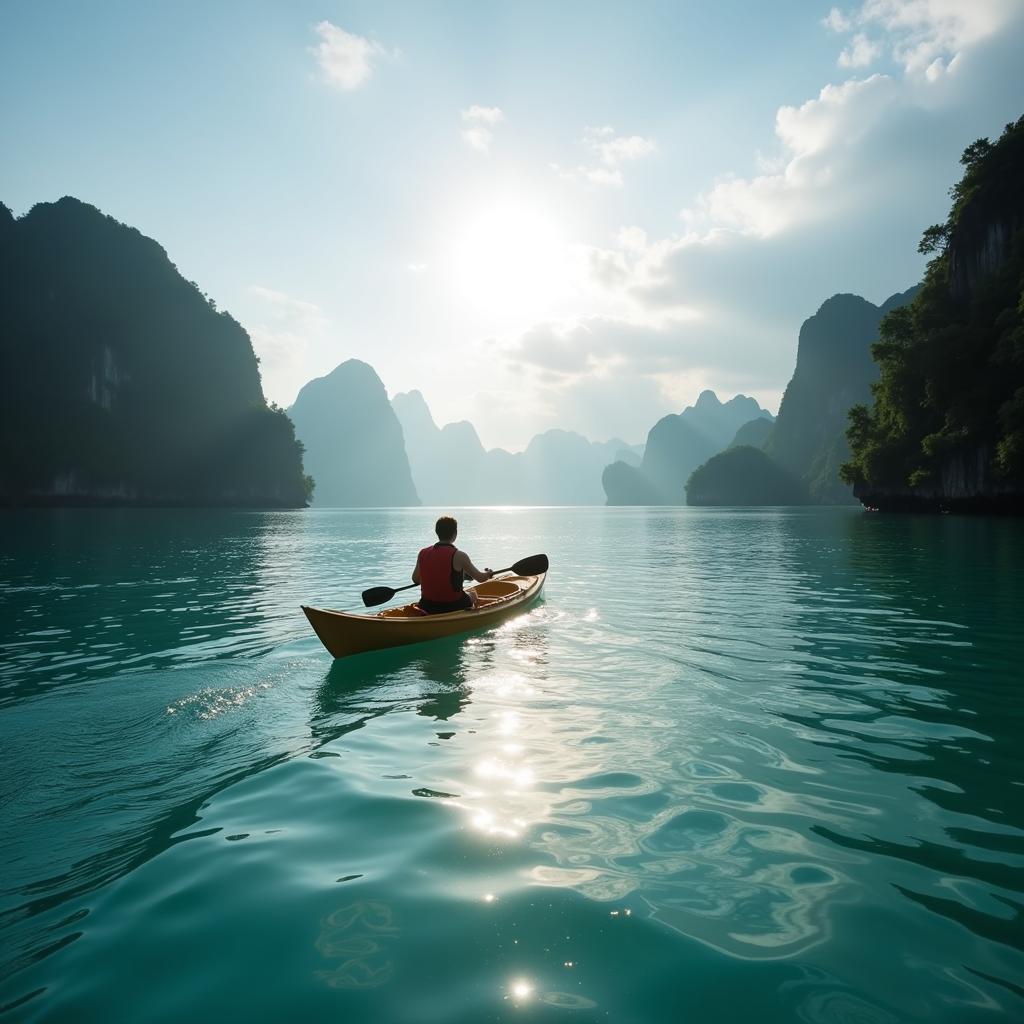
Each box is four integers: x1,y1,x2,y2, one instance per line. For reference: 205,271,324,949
449,197,570,320
510,978,535,1002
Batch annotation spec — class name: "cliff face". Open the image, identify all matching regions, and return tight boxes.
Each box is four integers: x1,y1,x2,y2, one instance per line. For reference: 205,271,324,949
391,390,488,504
842,115,1024,513
946,124,1024,300
0,197,311,506
290,361,419,507
632,415,718,504
949,213,1024,300
662,285,920,508
854,446,1024,512
764,288,918,504
603,391,773,505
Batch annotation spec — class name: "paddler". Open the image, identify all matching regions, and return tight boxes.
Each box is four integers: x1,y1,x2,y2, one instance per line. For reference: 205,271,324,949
412,515,493,614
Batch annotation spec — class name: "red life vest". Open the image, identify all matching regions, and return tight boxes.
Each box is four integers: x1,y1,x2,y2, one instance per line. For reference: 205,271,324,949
418,543,464,602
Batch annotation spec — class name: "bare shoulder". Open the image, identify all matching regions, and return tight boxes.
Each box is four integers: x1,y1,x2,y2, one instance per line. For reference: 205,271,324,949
451,548,469,568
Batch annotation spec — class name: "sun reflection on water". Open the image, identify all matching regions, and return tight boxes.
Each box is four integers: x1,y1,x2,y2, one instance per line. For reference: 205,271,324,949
414,600,869,969
442,605,858,965
509,977,534,1003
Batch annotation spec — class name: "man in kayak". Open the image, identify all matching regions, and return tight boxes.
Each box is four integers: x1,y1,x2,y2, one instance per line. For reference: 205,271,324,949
412,515,493,614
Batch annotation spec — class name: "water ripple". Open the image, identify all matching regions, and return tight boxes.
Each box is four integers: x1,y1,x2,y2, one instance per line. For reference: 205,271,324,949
1,508,1022,1022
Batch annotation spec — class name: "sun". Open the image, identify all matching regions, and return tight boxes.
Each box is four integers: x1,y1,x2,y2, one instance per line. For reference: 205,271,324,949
448,196,571,322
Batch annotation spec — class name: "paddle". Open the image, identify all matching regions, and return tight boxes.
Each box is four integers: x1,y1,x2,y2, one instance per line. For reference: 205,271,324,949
361,553,549,608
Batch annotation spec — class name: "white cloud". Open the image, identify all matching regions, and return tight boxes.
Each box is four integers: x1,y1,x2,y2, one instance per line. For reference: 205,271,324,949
499,315,782,443
838,32,882,67
556,126,657,188
509,315,767,379
824,0,1018,73
617,226,649,253
536,370,679,446
586,128,657,165
682,0,1019,245
678,73,908,240
463,105,504,125
407,262,428,274
461,126,493,152
460,105,504,152
503,1,1024,437
582,166,623,187
310,21,386,90
823,8,853,33
550,160,623,186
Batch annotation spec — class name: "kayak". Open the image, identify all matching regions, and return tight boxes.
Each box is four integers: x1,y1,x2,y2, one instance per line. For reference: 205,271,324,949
302,571,546,659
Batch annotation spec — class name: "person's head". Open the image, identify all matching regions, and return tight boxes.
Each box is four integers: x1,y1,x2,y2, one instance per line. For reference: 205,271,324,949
435,515,458,543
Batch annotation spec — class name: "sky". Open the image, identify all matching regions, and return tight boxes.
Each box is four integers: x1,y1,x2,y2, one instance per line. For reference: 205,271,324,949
2,1,1023,450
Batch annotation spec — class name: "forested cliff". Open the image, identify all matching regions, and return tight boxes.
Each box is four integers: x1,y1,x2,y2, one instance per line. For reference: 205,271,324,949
842,116,1024,512
676,287,917,507
604,285,921,509
0,198,312,506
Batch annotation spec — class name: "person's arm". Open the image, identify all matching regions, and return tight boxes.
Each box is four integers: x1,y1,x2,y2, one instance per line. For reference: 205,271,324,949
453,549,492,583
412,555,421,585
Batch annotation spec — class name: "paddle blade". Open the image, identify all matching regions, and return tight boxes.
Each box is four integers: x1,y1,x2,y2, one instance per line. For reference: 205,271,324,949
361,585,397,608
510,553,549,577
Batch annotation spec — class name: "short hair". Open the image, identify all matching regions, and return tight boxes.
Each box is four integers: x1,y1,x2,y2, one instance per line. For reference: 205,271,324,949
435,515,457,542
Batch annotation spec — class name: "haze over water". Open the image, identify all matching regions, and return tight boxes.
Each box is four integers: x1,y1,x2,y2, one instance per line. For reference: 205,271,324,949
1,507,1022,1022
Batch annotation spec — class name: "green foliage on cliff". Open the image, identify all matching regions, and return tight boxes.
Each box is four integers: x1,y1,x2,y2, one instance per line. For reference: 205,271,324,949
685,446,808,506
842,116,1024,491
0,197,312,505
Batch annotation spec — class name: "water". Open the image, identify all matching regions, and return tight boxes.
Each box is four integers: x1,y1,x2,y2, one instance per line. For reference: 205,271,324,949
1,507,1022,1023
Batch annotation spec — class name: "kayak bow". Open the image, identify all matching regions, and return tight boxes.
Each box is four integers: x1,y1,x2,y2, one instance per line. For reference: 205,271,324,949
302,570,546,659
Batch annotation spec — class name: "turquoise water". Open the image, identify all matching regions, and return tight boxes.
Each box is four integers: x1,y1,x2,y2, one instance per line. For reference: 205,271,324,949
1,507,1022,1022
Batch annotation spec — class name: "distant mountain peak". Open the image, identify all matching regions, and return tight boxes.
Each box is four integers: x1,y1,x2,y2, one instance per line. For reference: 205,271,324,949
686,390,771,419
324,358,380,382
289,360,419,507
814,293,875,317
392,388,637,504
392,388,434,414
396,387,425,402
879,284,921,314
439,419,482,445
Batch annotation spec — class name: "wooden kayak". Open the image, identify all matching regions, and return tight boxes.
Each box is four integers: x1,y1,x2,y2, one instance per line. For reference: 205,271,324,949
302,571,546,659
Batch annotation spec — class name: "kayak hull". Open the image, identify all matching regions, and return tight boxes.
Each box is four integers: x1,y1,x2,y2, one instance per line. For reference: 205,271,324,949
302,572,545,659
